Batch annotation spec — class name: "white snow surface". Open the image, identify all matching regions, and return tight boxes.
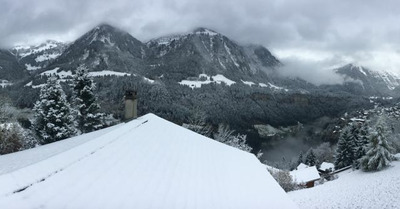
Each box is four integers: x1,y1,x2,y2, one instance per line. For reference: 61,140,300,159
319,162,334,171
0,80,12,88
0,114,298,209
195,28,218,36
40,67,72,78
290,161,400,209
290,166,320,183
88,70,132,77
0,124,122,175
296,163,309,170
25,64,41,71
40,69,131,78
143,77,155,83
241,80,256,86
35,53,61,62
179,74,236,89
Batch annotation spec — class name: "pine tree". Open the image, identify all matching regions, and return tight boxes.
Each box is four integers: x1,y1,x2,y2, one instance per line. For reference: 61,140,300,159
33,76,76,144
72,66,104,133
360,117,395,171
305,149,317,166
297,152,304,166
334,126,356,169
353,122,369,169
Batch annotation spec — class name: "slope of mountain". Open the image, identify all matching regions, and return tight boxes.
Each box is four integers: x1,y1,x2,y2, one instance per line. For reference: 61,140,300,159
0,113,298,209
335,64,400,95
48,24,148,74
11,40,67,71
289,159,400,209
0,50,27,81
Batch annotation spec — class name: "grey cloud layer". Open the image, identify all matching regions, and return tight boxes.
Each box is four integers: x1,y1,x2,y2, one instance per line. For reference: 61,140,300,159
1,0,400,75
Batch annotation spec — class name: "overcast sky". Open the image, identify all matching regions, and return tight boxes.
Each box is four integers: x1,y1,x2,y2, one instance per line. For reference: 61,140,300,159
1,0,400,76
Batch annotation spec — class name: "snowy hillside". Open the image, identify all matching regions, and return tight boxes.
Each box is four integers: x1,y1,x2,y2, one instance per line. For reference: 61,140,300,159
335,64,400,95
289,161,400,209
12,40,67,71
0,113,298,209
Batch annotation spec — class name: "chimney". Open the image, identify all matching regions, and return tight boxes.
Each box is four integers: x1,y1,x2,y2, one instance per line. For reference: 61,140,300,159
124,90,137,121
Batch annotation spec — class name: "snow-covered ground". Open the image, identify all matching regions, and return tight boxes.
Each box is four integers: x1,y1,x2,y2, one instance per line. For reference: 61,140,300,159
0,114,297,209
179,74,236,89
35,53,61,62
289,161,400,209
242,80,256,86
0,80,12,88
88,70,132,77
40,67,72,78
25,64,41,71
40,69,132,78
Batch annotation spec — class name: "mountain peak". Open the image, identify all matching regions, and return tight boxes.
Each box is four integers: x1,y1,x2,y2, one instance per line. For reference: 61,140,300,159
192,27,219,36
81,23,130,46
93,23,118,32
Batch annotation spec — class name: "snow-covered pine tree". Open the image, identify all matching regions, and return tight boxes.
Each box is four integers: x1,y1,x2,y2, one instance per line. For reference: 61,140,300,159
72,66,104,133
360,117,395,171
33,76,76,144
305,149,317,166
334,126,356,169
353,122,369,169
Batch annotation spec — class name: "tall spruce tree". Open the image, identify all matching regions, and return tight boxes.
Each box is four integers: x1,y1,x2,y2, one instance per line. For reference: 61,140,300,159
33,76,76,144
305,149,317,166
72,66,104,133
353,122,370,169
334,126,356,169
360,117,395,171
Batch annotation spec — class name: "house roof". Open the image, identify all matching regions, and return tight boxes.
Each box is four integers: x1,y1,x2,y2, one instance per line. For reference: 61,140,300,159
296,163,309,170
0,113,298,209
290,166,321,183
320,162,335,171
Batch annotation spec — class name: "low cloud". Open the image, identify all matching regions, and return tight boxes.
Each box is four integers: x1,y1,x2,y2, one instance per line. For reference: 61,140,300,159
277,57,346,86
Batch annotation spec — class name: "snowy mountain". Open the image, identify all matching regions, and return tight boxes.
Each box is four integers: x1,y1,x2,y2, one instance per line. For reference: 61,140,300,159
335,64,400,95
0,113,298,209
146,27,281,81
48,24,148,74
11,40,67,71
289,159,400,209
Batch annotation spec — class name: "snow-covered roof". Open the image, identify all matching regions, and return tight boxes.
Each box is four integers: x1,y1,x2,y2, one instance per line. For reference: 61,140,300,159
290,166,320,183
0,113,298,209
319,162,335,172
296,163,309,170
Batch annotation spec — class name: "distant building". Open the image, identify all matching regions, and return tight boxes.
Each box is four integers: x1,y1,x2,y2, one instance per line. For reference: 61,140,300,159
290,166,321,188
318,162,335,173
296,163,309,170
318,162,336,181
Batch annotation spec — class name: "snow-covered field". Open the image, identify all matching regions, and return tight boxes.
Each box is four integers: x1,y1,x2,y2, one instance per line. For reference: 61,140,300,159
289,161,400,209
179,74,236,89
0,114,297,209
